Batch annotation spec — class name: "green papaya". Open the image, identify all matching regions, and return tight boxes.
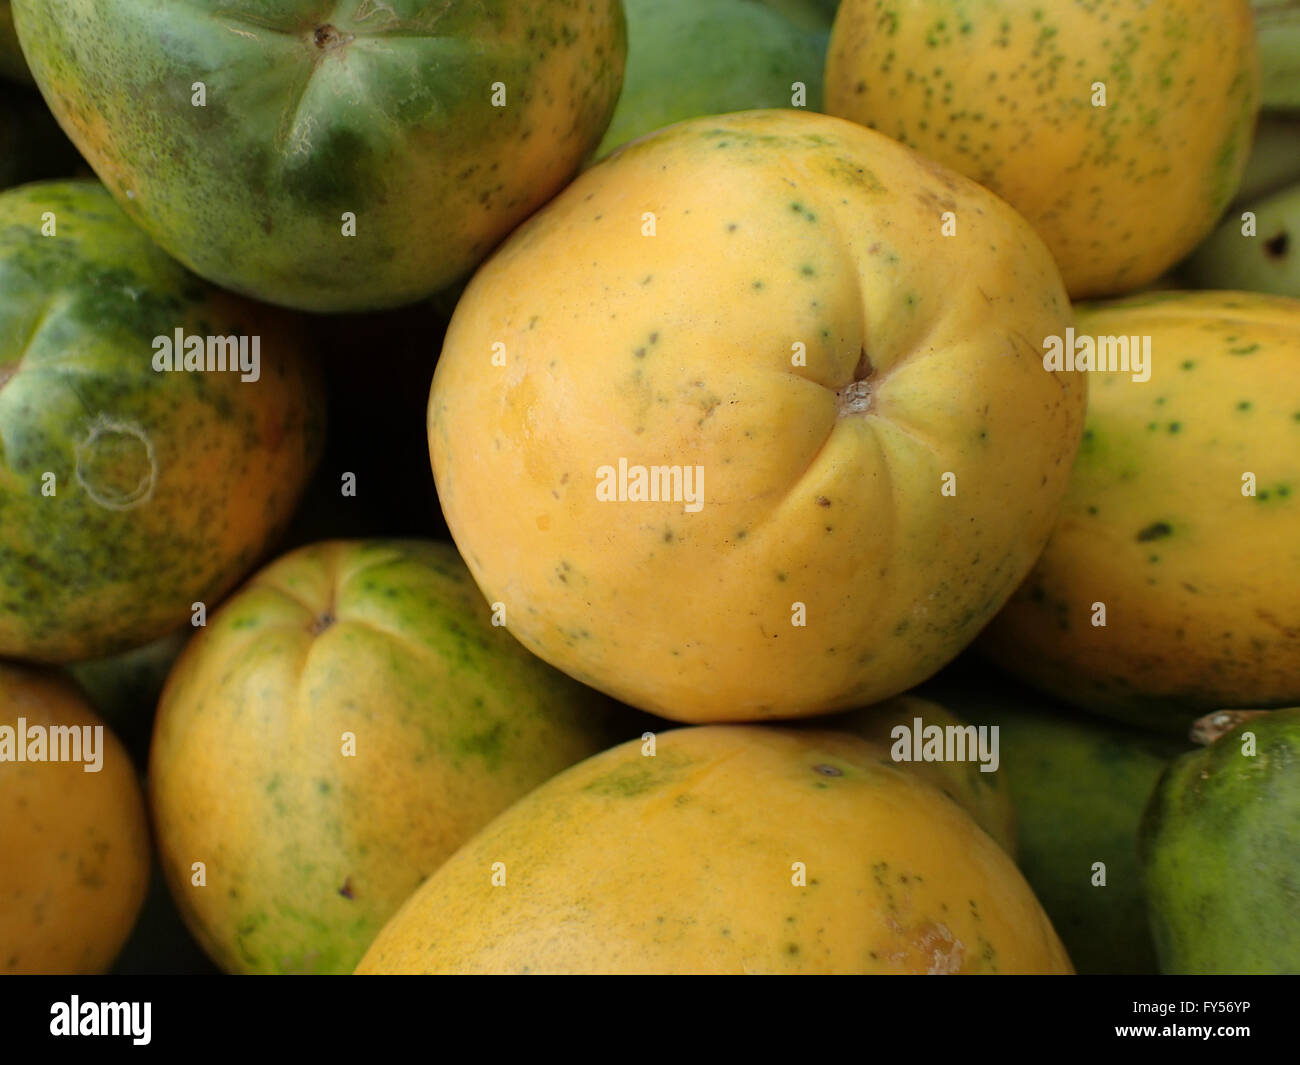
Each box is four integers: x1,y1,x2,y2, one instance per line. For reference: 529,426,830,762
1140,706,1300,973
593,0,830,160
916,673,1189,973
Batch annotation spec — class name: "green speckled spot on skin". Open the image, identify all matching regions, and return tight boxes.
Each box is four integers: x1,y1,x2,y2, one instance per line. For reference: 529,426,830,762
1135,522,1172,542
452,720,507,770
582,762,669,798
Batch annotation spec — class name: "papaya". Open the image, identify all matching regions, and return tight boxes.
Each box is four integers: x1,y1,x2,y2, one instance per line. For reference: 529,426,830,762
917,672,1188,974
12,0,626,312
823,694,1017,856
149,539,627,975
980,291,1300,734
593,0,829,160
0,662,150,974
1140,706,1300,973
756,1,840,31
430,109,1085,723
825,0,1259,298
0,180,324,663
356,726,1072,974
1182,180,1300,299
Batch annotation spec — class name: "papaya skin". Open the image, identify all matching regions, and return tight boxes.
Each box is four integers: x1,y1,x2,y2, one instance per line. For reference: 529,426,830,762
916,672,1188,975
1140,706,1300,974
149,539,625,975
11,0,626,312
592,0,830,160
430,109,1085,723
356,726,1072,974
825,694,1017,857
981,291,1300,734
0,663,150,974
825,0,1259,298
0,180,324,663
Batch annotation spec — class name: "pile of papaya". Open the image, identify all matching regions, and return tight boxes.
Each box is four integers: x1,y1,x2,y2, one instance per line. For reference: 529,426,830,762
1,0,1297,976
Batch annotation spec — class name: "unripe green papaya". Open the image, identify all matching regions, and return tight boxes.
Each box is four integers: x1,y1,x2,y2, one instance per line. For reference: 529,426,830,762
1140,706,1300,973
916,675,1188,973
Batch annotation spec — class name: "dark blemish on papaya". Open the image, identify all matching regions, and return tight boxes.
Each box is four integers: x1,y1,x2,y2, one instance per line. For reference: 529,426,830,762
1155,396,1167,405
1229,343,1259,355
313,24,354,50
800,265,816,277
786,943,800,955
649,332,659,344
752,280,764,290
663,529,673,543
1147,421,1158,430
634,347,646,358
813,764,842,777
1237,401,1252,411
1168,422,1181,433
641,275,653,285
311,611,334,634
1087,505,1099,515
1136,521,1172,542
776,572,788,582
816,496,831,507
1181,360,1195,370
338,879,354,900
1265,232,1289,258
1148,554,1160,563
